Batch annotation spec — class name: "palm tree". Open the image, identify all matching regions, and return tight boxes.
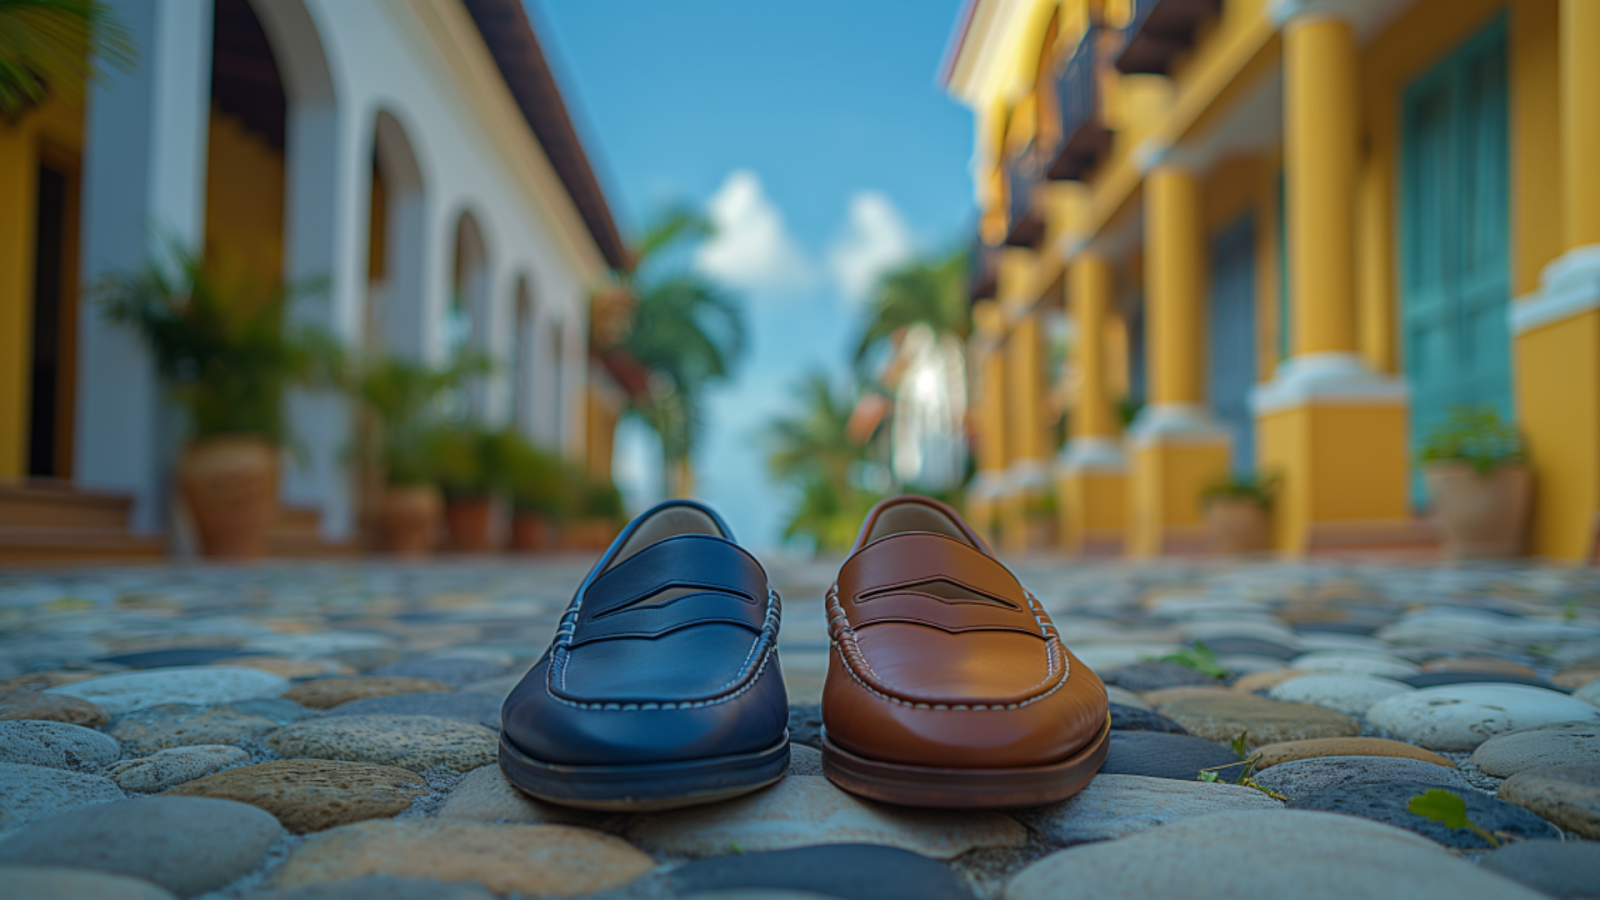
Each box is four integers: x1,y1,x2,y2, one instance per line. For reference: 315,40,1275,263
764,369,877,552
617,204,746,497
0,0,136,121
852,247,971,377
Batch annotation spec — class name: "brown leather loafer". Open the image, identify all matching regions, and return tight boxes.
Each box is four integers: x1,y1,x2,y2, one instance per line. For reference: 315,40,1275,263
820,495,1110,808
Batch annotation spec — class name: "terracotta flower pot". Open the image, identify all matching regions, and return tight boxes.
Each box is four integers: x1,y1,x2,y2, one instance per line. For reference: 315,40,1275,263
1424,462,1532,560
1205,497,1272,555
444,496,494,552
178,435,279,559
509,512,554,553
380,484,441,557
558,519,620,552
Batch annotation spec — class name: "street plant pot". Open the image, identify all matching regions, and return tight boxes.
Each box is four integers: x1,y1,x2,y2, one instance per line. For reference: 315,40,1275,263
380,484,441,557
1205,497,1272,555
1025,515,1058,554
509,511,555,553
178,435,279,559
559,519,620,552
444,495,494,553
1424,462,1532,560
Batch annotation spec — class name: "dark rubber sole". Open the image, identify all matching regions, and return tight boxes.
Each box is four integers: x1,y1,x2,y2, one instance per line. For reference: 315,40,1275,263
498,730,791,812
820,712,1112,808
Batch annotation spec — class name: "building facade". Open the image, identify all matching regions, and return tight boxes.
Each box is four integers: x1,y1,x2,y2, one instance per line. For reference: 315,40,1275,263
0,0,629,556
946,0,1599,560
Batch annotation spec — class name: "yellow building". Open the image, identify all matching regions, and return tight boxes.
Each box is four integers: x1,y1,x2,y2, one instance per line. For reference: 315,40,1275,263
947,0,1599,560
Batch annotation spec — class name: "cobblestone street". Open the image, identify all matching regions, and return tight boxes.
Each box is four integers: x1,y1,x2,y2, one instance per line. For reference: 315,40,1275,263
2,554,1599,899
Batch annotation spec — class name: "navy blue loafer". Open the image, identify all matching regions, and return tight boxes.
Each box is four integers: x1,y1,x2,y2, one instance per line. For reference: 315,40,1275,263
499,499,789,810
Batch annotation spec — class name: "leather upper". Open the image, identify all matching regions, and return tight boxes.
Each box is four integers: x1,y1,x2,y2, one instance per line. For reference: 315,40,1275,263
502,501,788,766
823,496,1108,769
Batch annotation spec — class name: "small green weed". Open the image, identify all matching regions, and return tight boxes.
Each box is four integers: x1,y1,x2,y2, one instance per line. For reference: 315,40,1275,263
1407,789,1501,848
1195,731,1287,801
1158,641,1229,680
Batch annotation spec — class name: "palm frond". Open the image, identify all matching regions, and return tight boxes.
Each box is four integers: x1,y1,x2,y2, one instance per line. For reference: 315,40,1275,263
0,0,137,120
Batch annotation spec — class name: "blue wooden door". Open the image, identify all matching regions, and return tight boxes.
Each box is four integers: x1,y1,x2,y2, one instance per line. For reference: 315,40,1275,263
1209,215,1257,475
1401,18,1511,499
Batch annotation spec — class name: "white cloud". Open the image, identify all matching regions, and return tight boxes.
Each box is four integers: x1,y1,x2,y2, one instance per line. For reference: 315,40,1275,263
694,170,812,291
827,191,915,304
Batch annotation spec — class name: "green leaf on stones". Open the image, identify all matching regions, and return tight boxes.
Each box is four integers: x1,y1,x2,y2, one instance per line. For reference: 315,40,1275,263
1160,641,1229,680
1229,731,1250,761
1196,771,1220,783
1406,789,1501,848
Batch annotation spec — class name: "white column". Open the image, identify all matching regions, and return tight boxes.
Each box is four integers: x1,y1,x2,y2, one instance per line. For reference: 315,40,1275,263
481,264,518,427
75,0,213,533
532,309,561,449
562,302,589,459
278,103,366,539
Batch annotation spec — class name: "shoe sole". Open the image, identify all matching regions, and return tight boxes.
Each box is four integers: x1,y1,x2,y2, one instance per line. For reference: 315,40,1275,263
820,712,1112,808
498,730,791,812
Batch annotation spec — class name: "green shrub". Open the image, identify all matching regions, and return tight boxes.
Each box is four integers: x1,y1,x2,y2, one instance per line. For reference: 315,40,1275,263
502,435,567,518
429,427,490,499
351,350,492,487
1201,471,1280,510
95,242,338,445
572,475,625,522
1418,406,1525,474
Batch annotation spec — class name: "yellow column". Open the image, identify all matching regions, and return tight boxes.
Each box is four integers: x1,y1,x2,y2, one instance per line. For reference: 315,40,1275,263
1127,165,1229,557
1058,252,1127,554
1005,311,1050,555
1514,0,1600,560
1254,7,1409,556
1563,0,1600,250
965,301,1010,546
0,117,40,482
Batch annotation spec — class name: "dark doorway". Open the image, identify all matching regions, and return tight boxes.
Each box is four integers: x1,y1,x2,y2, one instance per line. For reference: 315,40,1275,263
28,164,69,479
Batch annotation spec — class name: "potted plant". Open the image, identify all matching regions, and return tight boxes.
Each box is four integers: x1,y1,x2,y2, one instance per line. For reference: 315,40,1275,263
503,434,565,553
352,352,488,556
559,472,626,551
1024,489,1058,552
1201,472,1278,555
1420,406,1532,560
432,425,497,553
96,244,335,558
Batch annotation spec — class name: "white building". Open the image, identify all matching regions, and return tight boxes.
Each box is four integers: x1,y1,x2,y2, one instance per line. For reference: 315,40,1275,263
0,0,630,558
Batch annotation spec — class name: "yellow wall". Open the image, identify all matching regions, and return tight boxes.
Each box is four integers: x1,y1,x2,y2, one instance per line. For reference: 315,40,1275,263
1510,0,1563,296
1128,440,1228,556
1061,468,1126,552
0,116,40,482
586,385,618,484
204,110,285,286
0,92,85,482
1517,311,1600,559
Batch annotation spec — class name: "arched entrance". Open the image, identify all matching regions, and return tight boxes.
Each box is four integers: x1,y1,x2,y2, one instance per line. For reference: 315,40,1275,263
450,211,492,416
370,110,427,357
512,277,537,437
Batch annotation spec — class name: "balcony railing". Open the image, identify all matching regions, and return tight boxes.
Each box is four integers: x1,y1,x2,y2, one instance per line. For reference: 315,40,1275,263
1004,145,1046,247
1047,25,1112,181
1114,0,1222,76
968,237,998,303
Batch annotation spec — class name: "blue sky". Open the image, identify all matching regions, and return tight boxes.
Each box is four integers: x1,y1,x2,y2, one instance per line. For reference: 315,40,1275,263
532,0,974,550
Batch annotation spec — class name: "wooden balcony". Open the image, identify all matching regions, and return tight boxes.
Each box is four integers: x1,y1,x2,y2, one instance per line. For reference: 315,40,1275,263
1004,149,1046,247
1114,0,1222,76
1047,25,1113,181
968,238,999,302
